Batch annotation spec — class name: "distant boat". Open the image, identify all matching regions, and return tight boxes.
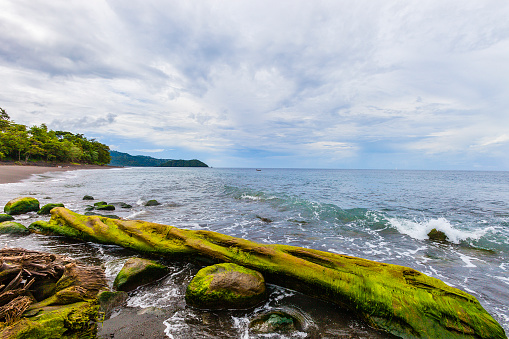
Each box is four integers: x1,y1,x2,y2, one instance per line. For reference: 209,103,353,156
256,169,261,171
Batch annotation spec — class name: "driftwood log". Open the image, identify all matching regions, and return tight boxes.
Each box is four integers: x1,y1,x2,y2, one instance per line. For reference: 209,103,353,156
29,207,506,339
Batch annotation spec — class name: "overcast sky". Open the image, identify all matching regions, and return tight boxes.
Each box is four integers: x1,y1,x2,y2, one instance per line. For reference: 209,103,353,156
1,1,508,169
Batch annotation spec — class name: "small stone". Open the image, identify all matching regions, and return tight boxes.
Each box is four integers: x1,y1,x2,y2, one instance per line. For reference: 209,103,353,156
144,200,161,206
83,195,94,200
0,214,14,222
256,216,273,223
38,203,65,215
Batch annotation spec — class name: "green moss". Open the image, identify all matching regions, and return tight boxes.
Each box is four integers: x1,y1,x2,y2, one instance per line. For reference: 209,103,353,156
4,197,40,215
0,221,30,234
95,204,115,211
0,301,99,339
35,208,507,339
0,214,14,222
38,203,65,215
113,258,168,291
93,201,107,207
186,263,266,309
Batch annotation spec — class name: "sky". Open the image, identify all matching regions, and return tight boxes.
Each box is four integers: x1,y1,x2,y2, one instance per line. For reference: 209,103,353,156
1,1,509,170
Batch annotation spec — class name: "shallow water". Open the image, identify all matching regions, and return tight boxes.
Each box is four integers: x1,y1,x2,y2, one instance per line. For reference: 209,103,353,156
1,167,508,337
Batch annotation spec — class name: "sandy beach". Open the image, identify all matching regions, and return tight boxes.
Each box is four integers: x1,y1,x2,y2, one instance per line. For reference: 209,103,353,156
0,164,114,184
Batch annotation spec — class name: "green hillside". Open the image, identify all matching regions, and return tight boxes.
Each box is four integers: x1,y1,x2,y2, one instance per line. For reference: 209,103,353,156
110,150,208,167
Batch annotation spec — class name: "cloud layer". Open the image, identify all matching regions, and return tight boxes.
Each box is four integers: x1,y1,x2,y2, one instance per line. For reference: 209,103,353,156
1,0,508,169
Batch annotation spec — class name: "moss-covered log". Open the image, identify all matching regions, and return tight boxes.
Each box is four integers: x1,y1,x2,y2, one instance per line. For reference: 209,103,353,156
30,207,506,339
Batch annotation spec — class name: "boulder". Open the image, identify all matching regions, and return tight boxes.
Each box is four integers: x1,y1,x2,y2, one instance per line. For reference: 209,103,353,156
119,202,132,209
144,200,161,206
82,195,94,200
93,201,108,207
0,214,14,222
97,290,128,318
84,205,94,211
186,263,266,309
37,203,65,215
0,221,29,235
4,197,40,215
428,228,448,242
31,208,507,339
113,258,168,292
84,212,121,219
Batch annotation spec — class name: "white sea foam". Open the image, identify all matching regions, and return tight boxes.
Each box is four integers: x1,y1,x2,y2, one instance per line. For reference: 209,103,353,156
125,210,147,219
387,217,494,244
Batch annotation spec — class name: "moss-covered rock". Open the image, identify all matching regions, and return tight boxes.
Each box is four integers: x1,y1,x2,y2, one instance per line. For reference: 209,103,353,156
119,202,132,209
428,228,449,242
93,201,107,207
38,203,65,215
113,258,168,292
84,212,120,219
84,205,94,211
95,204,115,211
97,291,128,319
144,200,160,206
32,208,507,339
4,197,40,215
82,195,94,200
0,221,30,234
0,214,14,222
186,263,266,310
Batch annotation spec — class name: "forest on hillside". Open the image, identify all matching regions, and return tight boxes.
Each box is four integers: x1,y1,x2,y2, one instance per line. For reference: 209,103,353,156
0,107,111,165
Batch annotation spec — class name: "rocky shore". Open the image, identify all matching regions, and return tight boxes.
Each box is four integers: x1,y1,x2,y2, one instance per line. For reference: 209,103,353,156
0,195,506,339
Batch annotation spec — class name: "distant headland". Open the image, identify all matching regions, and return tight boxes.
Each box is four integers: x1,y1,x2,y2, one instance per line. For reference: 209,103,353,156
109,150,208,167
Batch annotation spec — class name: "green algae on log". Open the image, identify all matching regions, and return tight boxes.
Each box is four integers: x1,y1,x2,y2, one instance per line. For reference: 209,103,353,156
31,207,506,339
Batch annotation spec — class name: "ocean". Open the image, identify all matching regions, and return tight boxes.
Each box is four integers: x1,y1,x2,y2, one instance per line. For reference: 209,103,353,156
1,167,508,338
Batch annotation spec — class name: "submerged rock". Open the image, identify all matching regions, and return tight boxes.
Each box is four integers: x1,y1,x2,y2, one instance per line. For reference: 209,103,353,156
4,197,40,215
186,263,266,310
0,221,29,235
113,258,168,292
118,202,132,209
93,201,108,207
256,215,273,223
428,228,449,242
95,204,115,211
32,207,507,339
82,195,94,200
0,214,14,222
144,199,161,206
38,203,65,215
250,311,298,333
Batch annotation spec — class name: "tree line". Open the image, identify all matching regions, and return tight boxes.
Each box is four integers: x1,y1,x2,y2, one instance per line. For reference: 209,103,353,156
0,107,111,165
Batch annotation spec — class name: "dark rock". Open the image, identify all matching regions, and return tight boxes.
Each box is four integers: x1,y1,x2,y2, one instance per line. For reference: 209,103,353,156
250,311,298,333
256,215,273,223
428,228,448,242
84,205,94,211
38,203,65,215
0,214,14,222
93,201,108,207
119,202,132,209
0,221,30,234
82,195,94,200
113,258,168,292
84,212,120,219
4,197,40,215
97,290,128,318
144,200,161,206
96,204,115,211
186,263,266,309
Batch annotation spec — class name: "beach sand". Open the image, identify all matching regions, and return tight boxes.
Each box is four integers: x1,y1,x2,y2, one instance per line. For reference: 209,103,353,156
0,164,114,184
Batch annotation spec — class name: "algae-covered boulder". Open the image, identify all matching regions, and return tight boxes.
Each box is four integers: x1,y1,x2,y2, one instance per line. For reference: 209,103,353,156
0,221,29,234
428,228,448,242
33,208,507,339
38,203,65,215
186,263,266,310
97,291,128,319
4,197,40,215
144,199,161,206
95,204,115,211
0,214,14,222
113,258,168,292
84,212,121,219
82,195,94,200
93,201,107,207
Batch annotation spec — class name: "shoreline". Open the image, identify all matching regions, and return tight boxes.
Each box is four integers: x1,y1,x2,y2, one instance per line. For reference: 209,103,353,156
0,164,118,184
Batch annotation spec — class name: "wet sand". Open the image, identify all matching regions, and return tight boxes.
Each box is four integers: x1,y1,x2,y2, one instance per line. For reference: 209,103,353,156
0,164,114,184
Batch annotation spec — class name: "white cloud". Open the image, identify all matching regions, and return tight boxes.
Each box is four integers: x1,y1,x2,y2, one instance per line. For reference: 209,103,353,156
1,0,508,168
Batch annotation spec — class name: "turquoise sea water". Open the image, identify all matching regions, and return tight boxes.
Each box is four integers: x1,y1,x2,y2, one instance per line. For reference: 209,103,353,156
1,167,508,337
